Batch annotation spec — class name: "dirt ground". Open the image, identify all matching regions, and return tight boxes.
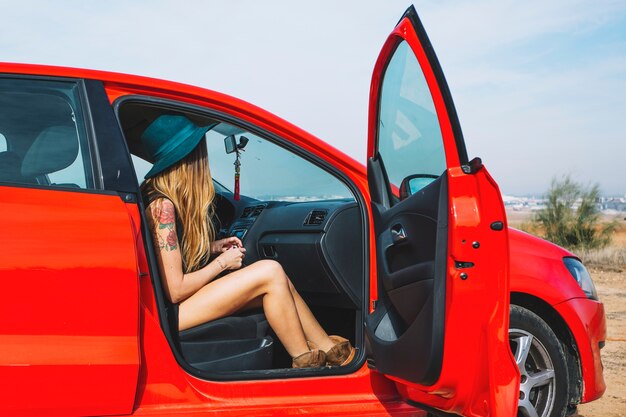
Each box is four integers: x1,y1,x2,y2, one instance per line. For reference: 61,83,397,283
574,269,626,417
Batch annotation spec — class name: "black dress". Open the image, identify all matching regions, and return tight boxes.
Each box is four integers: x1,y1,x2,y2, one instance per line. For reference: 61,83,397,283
142,190,184,330
142,188,218,331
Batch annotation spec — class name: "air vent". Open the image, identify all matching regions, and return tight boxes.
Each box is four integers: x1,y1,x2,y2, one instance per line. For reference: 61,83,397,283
241,204,265,218
252,205,265,216
240,207,253,218
304,209,328,226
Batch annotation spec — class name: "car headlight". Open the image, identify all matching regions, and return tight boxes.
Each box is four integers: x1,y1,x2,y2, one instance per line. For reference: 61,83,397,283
563,257,598,300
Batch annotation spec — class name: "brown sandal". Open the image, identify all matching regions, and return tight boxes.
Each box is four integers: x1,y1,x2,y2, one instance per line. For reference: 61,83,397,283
324,336,355,367
292,349,326,368
308,336,356,367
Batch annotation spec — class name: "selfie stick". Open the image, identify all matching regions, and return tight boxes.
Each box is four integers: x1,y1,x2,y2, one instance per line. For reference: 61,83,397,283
234,153,241,201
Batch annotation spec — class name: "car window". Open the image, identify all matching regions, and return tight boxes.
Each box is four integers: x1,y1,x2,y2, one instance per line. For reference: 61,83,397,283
131,154,153,182
205,123,354,202
0,78,94,189
377,40,447,190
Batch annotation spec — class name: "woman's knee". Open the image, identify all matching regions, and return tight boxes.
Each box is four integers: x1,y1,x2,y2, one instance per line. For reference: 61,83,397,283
257,260,295,292
253,259,287,288
254,259,284,275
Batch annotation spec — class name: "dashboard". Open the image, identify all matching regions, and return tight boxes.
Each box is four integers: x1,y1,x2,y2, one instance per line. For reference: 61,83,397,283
214,193,363,308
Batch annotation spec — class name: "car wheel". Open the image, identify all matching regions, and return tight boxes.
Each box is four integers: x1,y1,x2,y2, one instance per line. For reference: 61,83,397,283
509,305,569,417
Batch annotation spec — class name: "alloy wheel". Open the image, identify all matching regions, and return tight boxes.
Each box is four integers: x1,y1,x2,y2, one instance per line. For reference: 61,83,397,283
509,328,557,417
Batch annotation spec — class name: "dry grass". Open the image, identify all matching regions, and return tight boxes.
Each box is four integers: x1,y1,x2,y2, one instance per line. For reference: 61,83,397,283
579,246,626,272
579,219,626,271
612,220,626,246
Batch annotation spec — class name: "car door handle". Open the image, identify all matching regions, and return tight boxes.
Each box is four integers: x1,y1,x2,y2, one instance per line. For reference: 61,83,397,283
390,224,408,244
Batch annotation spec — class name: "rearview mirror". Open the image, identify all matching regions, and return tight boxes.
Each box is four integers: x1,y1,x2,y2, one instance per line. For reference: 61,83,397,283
399,174,438,200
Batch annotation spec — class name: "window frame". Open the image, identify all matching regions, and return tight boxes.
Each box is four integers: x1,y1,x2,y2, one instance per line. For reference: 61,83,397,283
113,94,371,381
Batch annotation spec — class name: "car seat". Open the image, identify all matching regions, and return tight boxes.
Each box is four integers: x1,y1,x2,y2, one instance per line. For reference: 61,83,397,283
153,262,273,372
178,308,273,372
21,126,79,186
0,151,22,183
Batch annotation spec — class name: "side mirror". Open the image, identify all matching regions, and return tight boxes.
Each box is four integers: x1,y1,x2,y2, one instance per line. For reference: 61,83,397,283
399,174,438,200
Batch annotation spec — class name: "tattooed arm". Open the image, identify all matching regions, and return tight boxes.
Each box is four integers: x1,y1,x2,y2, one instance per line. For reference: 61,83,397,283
147,198,227,303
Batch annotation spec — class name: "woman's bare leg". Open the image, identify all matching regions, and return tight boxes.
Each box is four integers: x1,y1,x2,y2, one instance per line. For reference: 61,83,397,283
237,265,337,352
178,260,309,357
285,279,336,352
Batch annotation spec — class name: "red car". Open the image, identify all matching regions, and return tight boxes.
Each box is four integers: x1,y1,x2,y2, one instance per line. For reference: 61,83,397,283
0,6,604,417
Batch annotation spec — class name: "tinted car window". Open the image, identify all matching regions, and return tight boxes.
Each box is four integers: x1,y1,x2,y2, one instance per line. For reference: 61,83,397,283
0,78,93,189
377,40,446,188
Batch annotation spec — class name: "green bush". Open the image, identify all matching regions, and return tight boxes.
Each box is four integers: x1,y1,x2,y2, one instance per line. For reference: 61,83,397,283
531,176,616,250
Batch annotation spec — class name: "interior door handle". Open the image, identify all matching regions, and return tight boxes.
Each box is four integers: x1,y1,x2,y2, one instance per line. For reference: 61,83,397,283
390,224,407,244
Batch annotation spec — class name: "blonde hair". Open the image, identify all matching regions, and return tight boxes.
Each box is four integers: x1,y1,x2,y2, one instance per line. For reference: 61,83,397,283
143,141,215,273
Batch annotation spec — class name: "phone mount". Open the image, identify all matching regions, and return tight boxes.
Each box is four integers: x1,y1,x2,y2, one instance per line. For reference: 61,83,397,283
224,135,249,154
224,135,249,201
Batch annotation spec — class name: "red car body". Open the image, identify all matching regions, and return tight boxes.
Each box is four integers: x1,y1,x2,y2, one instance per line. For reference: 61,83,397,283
0,6,604,417
508,229,606,404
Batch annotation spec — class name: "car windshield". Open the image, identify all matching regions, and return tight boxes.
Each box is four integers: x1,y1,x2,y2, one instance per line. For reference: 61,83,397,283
205,123,353,202
131,122,354,203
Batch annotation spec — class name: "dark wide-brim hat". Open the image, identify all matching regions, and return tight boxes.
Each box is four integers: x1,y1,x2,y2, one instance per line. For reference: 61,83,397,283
140,114,214,179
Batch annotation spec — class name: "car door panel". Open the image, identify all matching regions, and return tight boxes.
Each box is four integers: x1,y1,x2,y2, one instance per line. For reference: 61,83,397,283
0,187,140,415
365,6,519,416
398,167,518,416
366,173,447,385
0,76,140,415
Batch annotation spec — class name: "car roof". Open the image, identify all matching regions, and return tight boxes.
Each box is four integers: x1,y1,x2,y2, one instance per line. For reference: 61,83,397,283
0,62,366,178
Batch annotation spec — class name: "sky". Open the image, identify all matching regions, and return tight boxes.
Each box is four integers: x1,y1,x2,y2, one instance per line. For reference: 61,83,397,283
1,0,625,196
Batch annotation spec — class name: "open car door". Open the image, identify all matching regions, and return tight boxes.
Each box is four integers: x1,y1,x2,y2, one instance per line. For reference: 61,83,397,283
364,6,519,416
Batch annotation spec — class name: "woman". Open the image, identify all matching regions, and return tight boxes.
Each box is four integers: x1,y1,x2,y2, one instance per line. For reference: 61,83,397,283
140,114,355,368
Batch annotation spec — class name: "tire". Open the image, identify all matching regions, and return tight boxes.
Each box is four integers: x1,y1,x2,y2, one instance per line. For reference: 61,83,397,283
509,305,570,417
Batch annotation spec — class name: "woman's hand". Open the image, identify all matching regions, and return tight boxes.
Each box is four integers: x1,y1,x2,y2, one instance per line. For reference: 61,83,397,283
216,246,246,271
211,237,243,254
